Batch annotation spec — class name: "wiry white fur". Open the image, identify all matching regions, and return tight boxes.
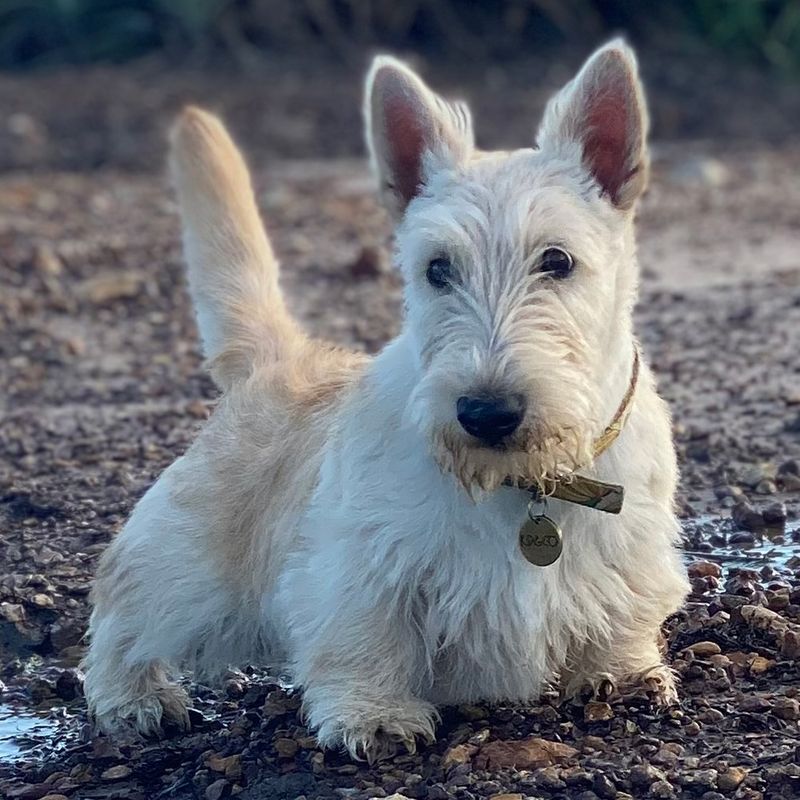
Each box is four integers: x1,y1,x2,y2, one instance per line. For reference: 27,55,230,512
83,42,688,763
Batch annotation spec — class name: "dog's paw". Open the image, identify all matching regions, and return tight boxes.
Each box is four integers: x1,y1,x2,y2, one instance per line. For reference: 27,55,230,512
561,671,618,703
93,684,191,738
318,699,439,763
622,664,679,708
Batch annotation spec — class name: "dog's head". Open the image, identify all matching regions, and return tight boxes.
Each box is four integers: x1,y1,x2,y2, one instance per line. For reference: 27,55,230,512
365,42,648,493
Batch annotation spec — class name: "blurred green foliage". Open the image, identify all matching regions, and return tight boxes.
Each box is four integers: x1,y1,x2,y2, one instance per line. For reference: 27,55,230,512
0,0,798,71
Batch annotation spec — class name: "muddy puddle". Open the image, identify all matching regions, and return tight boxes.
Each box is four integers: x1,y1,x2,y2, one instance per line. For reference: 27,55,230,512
0,703,62,763
682,514,799,575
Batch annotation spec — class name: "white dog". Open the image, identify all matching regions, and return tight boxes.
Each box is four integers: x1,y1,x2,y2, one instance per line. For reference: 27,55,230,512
83,40,689,761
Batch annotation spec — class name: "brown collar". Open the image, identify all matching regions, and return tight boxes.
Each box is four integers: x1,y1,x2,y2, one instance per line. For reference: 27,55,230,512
503,346,640,515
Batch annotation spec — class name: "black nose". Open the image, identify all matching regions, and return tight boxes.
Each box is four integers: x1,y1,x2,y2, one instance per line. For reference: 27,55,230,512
456,395,525,444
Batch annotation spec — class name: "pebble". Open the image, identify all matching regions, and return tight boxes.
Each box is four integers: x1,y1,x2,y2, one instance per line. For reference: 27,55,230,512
274,737,299,758
205,779,231,800
681,769,718,790
591,773,617,799
478,737,578,770
650,779,676,798
717,767,748,792
731,501,764,532
441,744,476,769
54,669,82,700
762,501,787,525
583,701,614,722
100,765,131,781
754,479,776,495
630,764,667,787
684,640,721,657
772,697,800,720
688,560,723,579
738,463,775,488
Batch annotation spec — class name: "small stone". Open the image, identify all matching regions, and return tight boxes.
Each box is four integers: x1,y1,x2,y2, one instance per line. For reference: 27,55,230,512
780,473,800,492
650,779,676,798
773,697,800,720
205,779,231,800
81,273,142,304
457,704,487,720
297,736,318,749
755,480,777,495
681,769,718,790
479,737,578,769
55,669,82,700
739,463,775,488
30,593,54,608
630,765,667,787
6,786,51,800
732,501,764,532
592,773,617,799
780,629,800,659
581,735,607,752
685,641,722,658
778,459,800,477
584,701,613,722
100,765,131,781
717,766,748,793
684,721,701,736
489,795,523,800
32,244,62,276
762,502,787,525
441,743,477,769
0,602,26,623
688,560,722,579
274,737,299,758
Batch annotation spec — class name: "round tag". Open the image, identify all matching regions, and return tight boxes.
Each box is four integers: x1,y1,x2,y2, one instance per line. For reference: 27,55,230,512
519,514,563,566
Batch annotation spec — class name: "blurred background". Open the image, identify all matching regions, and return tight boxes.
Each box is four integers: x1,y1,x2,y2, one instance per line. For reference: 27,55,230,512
0,0,799,172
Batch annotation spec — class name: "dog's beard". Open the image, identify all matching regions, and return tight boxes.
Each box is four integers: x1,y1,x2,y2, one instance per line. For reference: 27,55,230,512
431,421,594,498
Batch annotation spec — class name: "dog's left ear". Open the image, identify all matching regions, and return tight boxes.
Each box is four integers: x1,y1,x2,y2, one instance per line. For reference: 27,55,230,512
365,55,474,219
537,40,649,211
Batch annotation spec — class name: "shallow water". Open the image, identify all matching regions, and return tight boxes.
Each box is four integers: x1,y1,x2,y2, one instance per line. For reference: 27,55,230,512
682,514,799,576
0,703,60,762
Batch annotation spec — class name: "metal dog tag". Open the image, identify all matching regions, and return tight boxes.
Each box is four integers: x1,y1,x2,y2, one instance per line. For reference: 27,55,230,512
519,499,562,566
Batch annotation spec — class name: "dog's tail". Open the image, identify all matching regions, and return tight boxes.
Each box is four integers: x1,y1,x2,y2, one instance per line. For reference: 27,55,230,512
169,106,299,390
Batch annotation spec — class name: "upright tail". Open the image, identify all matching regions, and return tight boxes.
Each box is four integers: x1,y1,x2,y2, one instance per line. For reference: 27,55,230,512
169,106,299,390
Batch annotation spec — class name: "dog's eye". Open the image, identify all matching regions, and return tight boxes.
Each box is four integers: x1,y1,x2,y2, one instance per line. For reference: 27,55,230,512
426,257,454,291
538,247,574,278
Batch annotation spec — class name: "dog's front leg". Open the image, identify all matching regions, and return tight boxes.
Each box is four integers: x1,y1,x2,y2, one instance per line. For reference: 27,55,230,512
303,677,438,763
563,631,677,707
289,586,438,762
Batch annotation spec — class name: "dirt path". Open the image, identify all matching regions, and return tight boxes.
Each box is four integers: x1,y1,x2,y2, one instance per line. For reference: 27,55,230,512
1,139,800,799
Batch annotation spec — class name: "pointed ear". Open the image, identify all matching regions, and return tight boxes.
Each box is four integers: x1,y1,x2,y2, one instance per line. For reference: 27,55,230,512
365,55,474,218
537,40,649,211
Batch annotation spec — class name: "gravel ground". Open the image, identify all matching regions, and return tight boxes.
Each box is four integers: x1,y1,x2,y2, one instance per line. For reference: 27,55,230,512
1,57,800,800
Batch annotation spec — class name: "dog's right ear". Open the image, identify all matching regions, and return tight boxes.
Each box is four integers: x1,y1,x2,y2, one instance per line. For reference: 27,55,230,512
365,56,474,219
